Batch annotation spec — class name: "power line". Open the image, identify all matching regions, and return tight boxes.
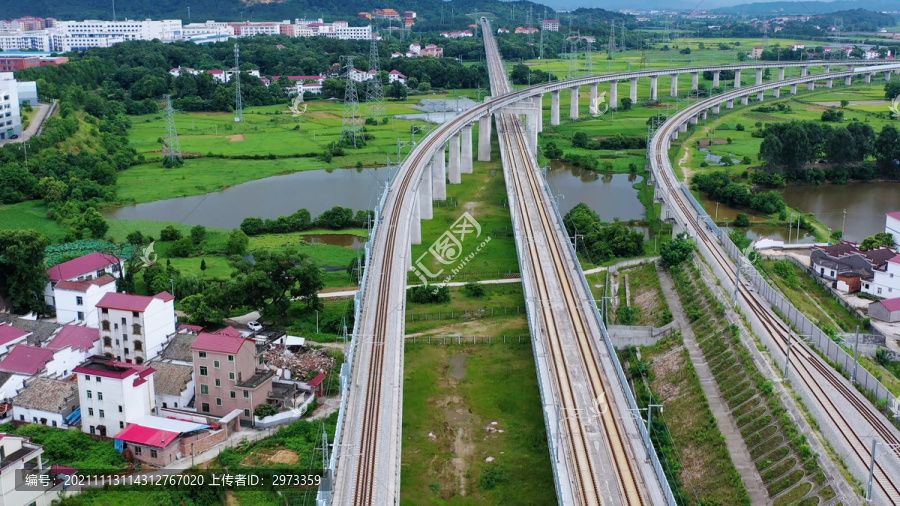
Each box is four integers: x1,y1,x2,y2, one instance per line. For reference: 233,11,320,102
234,43,243,123
341,56,363,148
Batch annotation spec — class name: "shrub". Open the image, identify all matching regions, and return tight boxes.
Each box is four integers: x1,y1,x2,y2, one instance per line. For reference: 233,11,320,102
463,282,485,299
254,403,278,418
408,284,451,304
168,237,195,257
160,225,182,241
734,213,751,227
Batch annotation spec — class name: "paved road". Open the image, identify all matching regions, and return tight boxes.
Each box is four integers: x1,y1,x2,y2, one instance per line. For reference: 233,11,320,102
0,102,51,146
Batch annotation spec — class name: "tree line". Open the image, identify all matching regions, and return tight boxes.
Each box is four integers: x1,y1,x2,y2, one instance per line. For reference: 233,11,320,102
239,206,373,236
563,203,645,263
691,171,787,215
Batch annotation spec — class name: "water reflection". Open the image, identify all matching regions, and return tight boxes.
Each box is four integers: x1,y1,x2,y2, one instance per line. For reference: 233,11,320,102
781,182,900,242
546,163,645,222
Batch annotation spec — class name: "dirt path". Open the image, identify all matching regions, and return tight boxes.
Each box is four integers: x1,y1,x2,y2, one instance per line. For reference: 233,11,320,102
678,146,695,182
656,264,770,505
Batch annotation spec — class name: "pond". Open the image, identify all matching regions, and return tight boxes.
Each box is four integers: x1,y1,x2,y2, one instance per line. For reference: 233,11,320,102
304,233,366,250
546,163,646,222
103,167,396,229
780,182,900,243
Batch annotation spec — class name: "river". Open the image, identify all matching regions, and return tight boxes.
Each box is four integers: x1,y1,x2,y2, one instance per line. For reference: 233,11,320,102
780,182,900,243
546,163,646,222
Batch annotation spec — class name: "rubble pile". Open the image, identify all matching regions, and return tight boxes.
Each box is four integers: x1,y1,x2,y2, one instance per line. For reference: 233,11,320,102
265,347,336,381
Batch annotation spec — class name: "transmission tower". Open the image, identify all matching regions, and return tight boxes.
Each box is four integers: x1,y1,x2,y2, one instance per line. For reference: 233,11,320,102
762,19,769,49
162,95,182,167
585,36,593,76
366,39,386,123
566,32,580,79
539,7,546,59
234,43,243,123
607,19,616,59
526,6,534,47
341,56,363,148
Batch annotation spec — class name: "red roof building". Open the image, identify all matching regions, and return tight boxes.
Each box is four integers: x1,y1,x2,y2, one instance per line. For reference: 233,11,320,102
53,275,116,293
215,326,243,338
0,345,55,375
49,326,100,353
46,253,121,282
115,423,180,447
96,292,174,313
192,332,249,354
0,324,29,347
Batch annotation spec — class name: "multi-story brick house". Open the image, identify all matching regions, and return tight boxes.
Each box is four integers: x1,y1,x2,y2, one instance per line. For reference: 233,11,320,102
73,356,156,438
96,292,176,364
44,252,123,309
191,332,273,423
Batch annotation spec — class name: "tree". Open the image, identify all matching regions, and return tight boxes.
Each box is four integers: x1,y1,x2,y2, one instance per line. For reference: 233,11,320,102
240,217,266,236
884,81,900,100
620,97,632,111
0,230,49,314
225,229,249,256
830,230,843,241
232,250,322,322
389,81,408,101
860,232,896,250
463,282,485,299
734,213,751,227
572,131,589,148
200,259,207,274
510,63,531,85
254,403,278,418
126,230,146,245
563,203,601,239
168,237,194,257
160,225,182,241
543,141,563,159
180,292,225,324
825,127,856,165
875,125,900,171
190,225,206,245
660,232,694,268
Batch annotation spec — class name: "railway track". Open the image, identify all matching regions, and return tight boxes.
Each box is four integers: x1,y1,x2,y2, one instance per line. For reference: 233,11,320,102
650,91,900,503
484,18,647,506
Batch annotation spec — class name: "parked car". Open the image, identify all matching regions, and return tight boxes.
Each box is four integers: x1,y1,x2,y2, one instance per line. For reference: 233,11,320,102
247,321,263,331
8,134,18,139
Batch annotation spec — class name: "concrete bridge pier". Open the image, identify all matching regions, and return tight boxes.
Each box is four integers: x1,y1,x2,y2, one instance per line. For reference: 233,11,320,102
740,95,749,106
726,99,734,109
886,71,893,82
773,87,781,98
670,74,679,97
610,81,618,109
734,69,742,89
630,77,639,103
461,124,473,174
420,168,433,220
790,84,798,95
448,134,461,184
670,131,679,141
699,110,708,120
801,66,809,77
712,104,721,115
678,123,688,133
691,72,699,92
712,71,720,89
808,81,816,91
755,68,763,85
536,95,544,132
778,67,786,81
756,91,765,102
410,191,422,245
650,76,658,101
865,73,872,84
432,147,446,200
689,116,698,125
589,83,598,110
529,111,539,153
825,78,833,89
844,76,852,86
570,86,580,120
550,90,560,126
478,114,492,162
824,65,831,73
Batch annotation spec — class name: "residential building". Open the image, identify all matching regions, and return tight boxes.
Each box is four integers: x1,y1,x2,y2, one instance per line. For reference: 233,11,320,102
191,332,274,423
388,69,408,84
0,31,61,52
751,46,764,58
228,22,283,37
44,252,123,309
867,254,900,298
0,72,25,140
0,339,91,379
0,52,68,72
11,378,78,427
74,356,156,437
115,416,227,466
497,28,510,34
0,371,29,404
542,19,560,32
48,326,101,356
408,43,421,55
169,66,201,77
334,24,372,40
886,211,900,247
0,324,30,357
181,21,234,39
404,11,417,19
441,30,474,38
809,243,896,294
160,333,198,365
149,361,194,410
514,27,539,35
373,8,401,19
0,434,46,506
869,297,900,322
97,292,176,364
53,275,117,326
420,44,443,58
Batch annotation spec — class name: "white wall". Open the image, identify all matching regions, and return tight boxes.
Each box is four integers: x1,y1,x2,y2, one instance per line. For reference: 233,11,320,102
0,374,28,401
55,282,116,326
867,261,900,298
12,406,67,427
100,298,175,363
0,75,22,139
78,372,156,437
43,346,89,379
887,215,900,248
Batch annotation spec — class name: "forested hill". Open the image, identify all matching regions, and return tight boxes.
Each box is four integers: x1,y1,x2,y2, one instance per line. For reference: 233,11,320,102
2,0,564,26
713,0,900,16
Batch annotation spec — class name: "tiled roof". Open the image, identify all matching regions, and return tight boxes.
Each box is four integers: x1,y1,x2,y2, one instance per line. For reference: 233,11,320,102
73,356,154,381
53,275,116,292
0,345,54,375
96,292,171,312
147,361,193,396
12,378,77,412
864,248,896,266
115,424,180,448
0,324,29,346
880,297,900,312
191,332,249,354
161,334,198,363
215,326,242,338
48,326,99,352
890,254,900,265
46,252,120,282
887,211,900,220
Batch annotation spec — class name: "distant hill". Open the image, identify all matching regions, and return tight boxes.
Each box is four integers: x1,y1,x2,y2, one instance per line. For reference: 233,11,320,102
713,0,900,16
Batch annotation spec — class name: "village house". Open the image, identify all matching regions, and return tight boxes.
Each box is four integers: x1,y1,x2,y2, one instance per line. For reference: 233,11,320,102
44,252,122,310
53,275,117,326
886,211,900,247
867,254,900,298
148,360,194,411
11,378,78,428
809,243,895,293
388,69,408,84
114,416,228,467
0,434,46,506
0,324,29,357
96,291,176,363
48,325,101,356
73,356,156,438
869,297,900,323
0,338,90,380
542,19,560,32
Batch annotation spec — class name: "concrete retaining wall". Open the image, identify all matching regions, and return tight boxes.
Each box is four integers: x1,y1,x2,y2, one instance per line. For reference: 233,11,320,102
608,322,677,348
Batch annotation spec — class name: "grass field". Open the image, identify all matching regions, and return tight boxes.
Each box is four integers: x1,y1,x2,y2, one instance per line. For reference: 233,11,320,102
401,343,555,505
405,283,526,335
0,201,67,241
620,262,672,326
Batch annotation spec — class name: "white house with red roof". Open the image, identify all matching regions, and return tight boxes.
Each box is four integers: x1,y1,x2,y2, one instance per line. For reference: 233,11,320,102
886,211,900,248
388,69,407,84
865,254,900,298
74,355,156,437
96,292,176,364
44,252,123,309
53,274,117,326
0,324,30,357
0,335,90,379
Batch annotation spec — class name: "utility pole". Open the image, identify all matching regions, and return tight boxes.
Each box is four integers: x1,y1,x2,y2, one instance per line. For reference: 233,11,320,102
233,43,243,123
785,332,794,382
340,56,363,148
852,325,860,383
842,209,847,237
608,19,616,59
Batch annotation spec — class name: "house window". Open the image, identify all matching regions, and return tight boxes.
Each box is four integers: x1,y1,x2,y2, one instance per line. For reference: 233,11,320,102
88,408,94,416
259,356,264,365
87,390,92,399
215,379,221,387
134,447,142,455
103,337,112,347
52,421,57,427
99,410,105,418
243,390,249,398
123,335,128,341
201,403,210,412
118,405,123,413
96,377,101,382
132,312,139,318
98,392,103,401
229,372,234,380
150,450,158,458
76,296,83,306
214,360,220,368
135,357,144,364
102,308,108,314
216,398,222,406
19,415,23,421
90,426,95,434
244,409,250,417
133,324,142,335
228,355,234,362
124,349,129,356
199,351,207,359
878,288,883,294
230,391,236,399
121,317,126,325
201,384,209,394
199,366,208,376
85,375,91,381
102,320,110,331
119,421,124,429
77,311,85,321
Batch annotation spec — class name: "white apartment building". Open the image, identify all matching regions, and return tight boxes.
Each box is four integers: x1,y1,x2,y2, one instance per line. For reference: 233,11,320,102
334,23,372,40
97,291,176,363
0,73,22,140
886,211,900,247
56,19,182,44
0,31,61,52
74,355,156,438
45,252,123,310
0,435,47,506
181,21,234,39
53,275,117,326
865,255,900,298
